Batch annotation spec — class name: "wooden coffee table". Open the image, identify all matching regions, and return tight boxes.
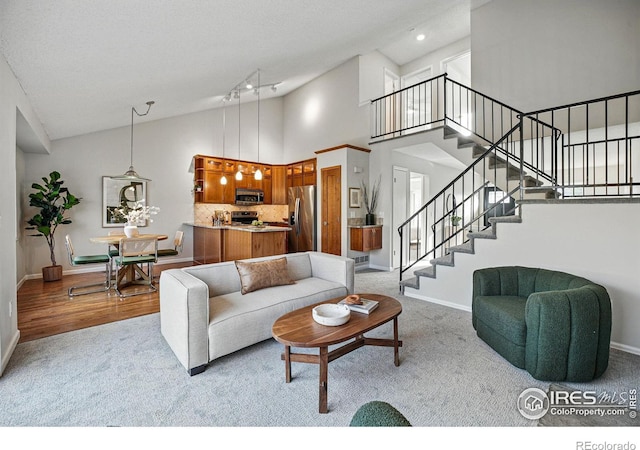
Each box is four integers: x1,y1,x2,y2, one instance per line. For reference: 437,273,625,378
271,293,402,413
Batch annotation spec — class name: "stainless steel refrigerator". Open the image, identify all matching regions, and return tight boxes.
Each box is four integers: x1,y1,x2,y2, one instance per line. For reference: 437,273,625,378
288,186,316,252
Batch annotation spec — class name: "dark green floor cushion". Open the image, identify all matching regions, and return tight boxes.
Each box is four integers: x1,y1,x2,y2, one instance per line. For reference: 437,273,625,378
349,401,412,427
472,266,612,382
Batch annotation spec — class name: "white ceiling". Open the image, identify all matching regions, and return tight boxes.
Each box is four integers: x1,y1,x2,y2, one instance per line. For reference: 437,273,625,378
0,0,480,141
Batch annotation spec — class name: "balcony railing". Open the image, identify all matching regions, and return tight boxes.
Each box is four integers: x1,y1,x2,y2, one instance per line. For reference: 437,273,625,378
372,76,640,283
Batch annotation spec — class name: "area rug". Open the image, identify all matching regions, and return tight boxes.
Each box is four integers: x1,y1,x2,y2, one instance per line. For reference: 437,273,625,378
1,269,638,428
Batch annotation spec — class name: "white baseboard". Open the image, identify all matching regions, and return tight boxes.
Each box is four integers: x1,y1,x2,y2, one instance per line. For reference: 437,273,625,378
405,292,640,356
403,291,472,313
0,329,20,377
610,341,640,356
368,263,393,272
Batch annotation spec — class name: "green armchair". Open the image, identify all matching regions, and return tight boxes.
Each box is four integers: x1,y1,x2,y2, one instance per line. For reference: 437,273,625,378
472,266,611,381
349,401,411,427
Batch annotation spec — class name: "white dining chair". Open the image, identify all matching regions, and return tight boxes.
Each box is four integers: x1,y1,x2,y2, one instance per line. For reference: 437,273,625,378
112,236,158,298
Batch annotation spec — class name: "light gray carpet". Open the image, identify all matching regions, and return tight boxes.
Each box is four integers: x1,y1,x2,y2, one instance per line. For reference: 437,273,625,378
1,269,638,427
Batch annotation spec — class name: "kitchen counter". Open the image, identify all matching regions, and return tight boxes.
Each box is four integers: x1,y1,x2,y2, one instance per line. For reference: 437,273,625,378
185,222,290,264
185,222,291,232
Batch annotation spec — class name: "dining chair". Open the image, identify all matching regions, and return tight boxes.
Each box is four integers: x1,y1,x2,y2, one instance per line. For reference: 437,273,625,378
112,236,158,298
64,235,111,297
107,230,125,257
157,230,184,258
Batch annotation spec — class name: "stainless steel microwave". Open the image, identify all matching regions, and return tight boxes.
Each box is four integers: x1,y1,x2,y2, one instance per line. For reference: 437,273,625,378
235,188,264,205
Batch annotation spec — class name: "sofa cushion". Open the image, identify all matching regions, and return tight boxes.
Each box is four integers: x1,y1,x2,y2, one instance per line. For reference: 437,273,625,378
235,257,294,294
207,277,349,360
474,295,528,346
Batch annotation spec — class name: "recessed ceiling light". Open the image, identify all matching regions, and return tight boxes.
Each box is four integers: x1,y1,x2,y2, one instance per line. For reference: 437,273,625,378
416,33,426,41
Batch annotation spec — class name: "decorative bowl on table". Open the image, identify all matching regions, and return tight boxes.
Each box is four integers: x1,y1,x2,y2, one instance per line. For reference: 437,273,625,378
312,304,351,326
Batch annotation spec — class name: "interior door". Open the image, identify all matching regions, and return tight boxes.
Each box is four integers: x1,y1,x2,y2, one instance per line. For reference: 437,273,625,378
392,167,409,268
321,166,341,255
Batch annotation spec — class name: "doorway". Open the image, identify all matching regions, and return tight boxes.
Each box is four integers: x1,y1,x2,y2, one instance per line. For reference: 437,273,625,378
392,167,408,268
321,166,341,255
393,167,429,269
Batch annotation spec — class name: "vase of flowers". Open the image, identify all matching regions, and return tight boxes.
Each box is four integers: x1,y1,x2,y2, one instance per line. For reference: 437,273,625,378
117,201,160,237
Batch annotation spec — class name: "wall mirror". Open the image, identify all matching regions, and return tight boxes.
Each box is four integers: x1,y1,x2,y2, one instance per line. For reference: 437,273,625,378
102,177,147,227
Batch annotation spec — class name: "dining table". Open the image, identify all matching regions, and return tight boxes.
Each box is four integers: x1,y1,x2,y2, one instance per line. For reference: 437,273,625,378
90,233,168,292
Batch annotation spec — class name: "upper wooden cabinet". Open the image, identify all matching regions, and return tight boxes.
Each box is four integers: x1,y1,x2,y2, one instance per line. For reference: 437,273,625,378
271,165,287,205
194,155,316,205
287,158,316,188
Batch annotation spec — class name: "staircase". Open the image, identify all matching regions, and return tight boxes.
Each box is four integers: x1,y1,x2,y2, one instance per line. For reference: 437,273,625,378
369,75,639,292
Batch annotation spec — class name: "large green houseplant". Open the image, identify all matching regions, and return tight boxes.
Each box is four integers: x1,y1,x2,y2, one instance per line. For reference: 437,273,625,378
26,171,81,281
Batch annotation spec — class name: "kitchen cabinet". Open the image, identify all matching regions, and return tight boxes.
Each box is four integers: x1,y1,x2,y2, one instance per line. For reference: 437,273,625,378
271,165,287,204
194,154,313,205
350,226,383,252
303,159,316,185
287,158,316,188
262,165,272,204
192,225,288,263
193,227,222,264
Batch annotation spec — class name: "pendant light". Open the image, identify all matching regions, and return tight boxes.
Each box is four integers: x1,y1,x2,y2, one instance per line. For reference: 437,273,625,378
112,101,154,181
254,69,263,181
220,97,228,186
235,88,243,181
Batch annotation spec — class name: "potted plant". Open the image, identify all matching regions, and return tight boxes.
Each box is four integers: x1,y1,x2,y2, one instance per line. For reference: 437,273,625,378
26,171,81,281
361,175,381,225
451,215,462,227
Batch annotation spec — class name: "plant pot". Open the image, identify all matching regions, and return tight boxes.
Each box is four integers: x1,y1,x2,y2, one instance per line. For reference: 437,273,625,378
365,213,376,225
124,224,139,238
42,265,63,282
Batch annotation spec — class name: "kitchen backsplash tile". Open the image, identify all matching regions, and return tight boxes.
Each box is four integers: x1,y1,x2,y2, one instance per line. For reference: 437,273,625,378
194,203,288,225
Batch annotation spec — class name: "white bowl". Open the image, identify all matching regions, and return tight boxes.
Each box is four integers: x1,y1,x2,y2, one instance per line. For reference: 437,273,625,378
312,304,351,326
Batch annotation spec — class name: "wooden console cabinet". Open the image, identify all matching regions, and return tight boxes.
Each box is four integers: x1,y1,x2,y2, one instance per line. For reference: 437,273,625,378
350,226,382,252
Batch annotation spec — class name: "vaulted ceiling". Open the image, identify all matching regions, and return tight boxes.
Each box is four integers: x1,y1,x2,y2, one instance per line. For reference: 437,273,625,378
0,0,479,141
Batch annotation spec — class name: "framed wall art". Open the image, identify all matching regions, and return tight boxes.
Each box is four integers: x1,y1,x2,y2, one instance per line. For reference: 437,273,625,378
349,187,361,208
102,177,147,227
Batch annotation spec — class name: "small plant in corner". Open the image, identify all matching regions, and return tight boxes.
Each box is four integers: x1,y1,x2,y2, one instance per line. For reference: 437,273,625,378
451,215,462,227
362,175,381,225
26,171,81,281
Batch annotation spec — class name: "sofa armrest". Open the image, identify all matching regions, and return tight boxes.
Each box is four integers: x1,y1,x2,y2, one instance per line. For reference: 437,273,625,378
159,269,210,374
524,286,611,381
308,252,355,294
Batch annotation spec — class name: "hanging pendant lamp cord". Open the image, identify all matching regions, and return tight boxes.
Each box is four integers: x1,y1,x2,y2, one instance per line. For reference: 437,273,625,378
130,101,154,167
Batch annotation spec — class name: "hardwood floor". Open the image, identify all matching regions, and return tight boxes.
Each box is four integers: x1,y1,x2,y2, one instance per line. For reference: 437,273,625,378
17,261,195,343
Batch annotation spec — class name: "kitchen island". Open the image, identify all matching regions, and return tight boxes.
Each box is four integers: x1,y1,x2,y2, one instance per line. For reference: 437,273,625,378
185,223,291,264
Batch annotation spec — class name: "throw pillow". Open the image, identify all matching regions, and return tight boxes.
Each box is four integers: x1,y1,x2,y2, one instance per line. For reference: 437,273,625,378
235,257,295,294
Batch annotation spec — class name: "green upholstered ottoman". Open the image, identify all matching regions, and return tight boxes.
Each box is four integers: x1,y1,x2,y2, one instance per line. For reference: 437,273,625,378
472,266,611,381
349,401,411,427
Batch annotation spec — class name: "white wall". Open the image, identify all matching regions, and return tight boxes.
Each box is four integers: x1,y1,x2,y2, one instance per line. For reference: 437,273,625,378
21,98,285,276
0,53,50,376
404,202,640,353
471,0,640,112
15,146,26,284
283,57,370,161
402,36,470,81
359,51,399,105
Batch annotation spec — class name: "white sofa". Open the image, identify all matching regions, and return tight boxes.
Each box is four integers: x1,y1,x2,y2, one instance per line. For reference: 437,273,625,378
160,251,355,375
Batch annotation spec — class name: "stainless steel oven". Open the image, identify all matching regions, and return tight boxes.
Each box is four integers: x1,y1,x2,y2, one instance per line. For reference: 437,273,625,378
235,188,264,205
